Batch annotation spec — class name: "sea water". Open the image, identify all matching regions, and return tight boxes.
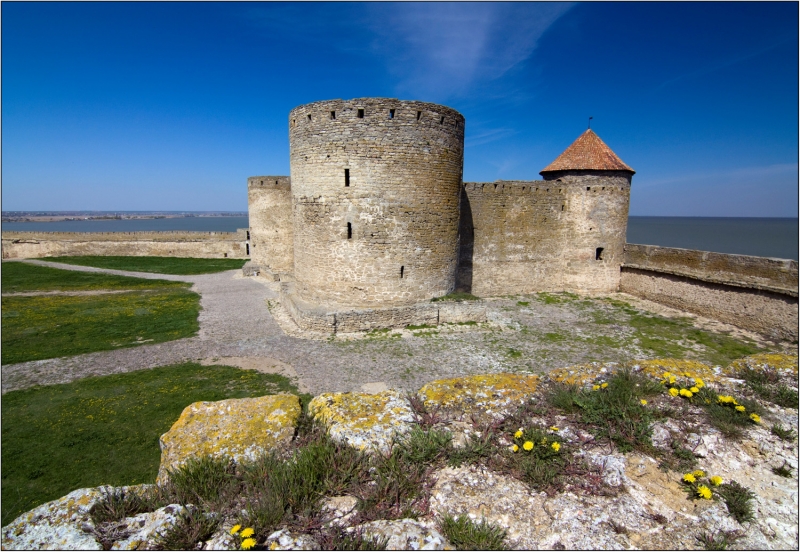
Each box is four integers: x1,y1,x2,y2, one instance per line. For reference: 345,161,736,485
2,216,797,260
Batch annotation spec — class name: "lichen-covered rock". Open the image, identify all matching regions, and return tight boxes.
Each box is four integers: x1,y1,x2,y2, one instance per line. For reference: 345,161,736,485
308,389,415,453
109,504,189,550
354,519,450,550
417,373,539,419
202,525,239,551
547,362,619,386
633,358,721,382
157,394,301,484
1,487,105,550
724,352,799,376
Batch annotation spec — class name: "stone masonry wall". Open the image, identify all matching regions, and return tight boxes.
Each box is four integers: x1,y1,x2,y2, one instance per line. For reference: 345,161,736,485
1,230,248,259
620,245,798,341
289,98,465,308
458,175,630,296
248,176,293,277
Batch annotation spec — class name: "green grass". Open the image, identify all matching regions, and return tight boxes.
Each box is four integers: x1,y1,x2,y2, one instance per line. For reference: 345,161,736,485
2,288,200,364
44,255,247,275
715,481,756,524
2,261,189,293
438,514,508,550
1,362,306,525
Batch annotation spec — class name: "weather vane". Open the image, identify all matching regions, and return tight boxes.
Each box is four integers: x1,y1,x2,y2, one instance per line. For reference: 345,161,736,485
588,116,593,129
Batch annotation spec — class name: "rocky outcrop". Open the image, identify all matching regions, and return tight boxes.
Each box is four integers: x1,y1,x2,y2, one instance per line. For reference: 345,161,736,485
157,394,301,484
3,354,798,550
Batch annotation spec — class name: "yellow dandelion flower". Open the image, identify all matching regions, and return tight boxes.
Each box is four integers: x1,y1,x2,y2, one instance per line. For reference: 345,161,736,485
242,537,257,550
551,442,561,452
710,476,723,486
669,388,679,397
514,430,523,439
593,385,600,391
749,413,761,423
230,525,242,535
694,378,704,388
512,444,519,452
662,371,672,379
683,372,691,377
640,399,647,405
669,376,676,384
679,389,693,398
693,470,705,478
523,441,534,451
270,543,279,551
683,473,696,483
550,426,559,432
696,485,712,500
735,405,746,412
241,528,255,538
601,382,609,389
690,387,699,394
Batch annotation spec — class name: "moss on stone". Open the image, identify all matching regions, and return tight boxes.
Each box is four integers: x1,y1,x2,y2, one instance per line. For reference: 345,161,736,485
417,373,539,417
724,353,798,376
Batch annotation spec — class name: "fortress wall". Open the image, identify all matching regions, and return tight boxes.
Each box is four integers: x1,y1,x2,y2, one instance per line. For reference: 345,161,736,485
1,230,248,259
289,98,465,308
248,176,293,276
459,176,630,296
620,244,798,341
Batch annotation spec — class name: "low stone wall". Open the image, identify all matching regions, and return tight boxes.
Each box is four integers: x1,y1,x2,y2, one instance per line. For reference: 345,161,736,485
280,283,487,334
621,244,798,341
1,230,249,259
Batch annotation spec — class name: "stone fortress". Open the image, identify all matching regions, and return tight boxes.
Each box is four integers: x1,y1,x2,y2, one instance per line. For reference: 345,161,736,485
247,98,637,333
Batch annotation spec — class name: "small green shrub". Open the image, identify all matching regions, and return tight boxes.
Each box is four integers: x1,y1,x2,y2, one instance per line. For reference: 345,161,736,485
317,527,389,550
399,427,453,465
155,508,219,551
90,486,166,524
438,514,508,550
516,301,530,306
771,424,797,441
165,456,237,508
715,481,756,524
696,530,742,550
545,384,582,414
772,462,793,478
447,432,497,468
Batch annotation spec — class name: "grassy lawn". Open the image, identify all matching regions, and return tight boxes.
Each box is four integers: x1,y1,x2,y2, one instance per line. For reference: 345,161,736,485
2,261,189,293
2,262,200,364
44,256,247,275
1,363,308,526
2,290,200,364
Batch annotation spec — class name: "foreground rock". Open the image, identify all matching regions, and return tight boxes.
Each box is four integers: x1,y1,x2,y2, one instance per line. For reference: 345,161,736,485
3,354,797,550
157,394,300,484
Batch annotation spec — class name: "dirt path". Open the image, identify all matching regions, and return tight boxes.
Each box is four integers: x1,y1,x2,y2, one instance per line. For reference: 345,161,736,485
2,260,792,396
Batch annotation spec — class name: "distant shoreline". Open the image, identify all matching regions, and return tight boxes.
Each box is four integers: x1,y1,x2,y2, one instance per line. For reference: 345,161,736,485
1,212,247,223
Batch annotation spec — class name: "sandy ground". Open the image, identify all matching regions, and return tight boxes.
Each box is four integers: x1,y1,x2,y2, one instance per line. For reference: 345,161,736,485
1,260,793,395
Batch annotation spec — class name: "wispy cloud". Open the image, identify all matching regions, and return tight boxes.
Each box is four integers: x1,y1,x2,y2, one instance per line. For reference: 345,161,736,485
365,3,575,100
465,127,518,147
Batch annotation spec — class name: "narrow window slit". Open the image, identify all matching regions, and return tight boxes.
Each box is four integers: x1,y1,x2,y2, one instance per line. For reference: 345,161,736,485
596,247,604,261
416,111,422,120
357,109,364,118
440,116,445,124
344,169,350,187
307,114,311,121
331,111,336,119
389,109,395,119
400,266,404,279
347,223,352,239
246,244,250,255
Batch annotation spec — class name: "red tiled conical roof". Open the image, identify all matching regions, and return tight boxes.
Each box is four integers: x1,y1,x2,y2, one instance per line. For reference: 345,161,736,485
540,129,634,174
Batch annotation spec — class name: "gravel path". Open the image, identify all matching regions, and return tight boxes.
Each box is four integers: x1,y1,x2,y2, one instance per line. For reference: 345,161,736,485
2,260,789,396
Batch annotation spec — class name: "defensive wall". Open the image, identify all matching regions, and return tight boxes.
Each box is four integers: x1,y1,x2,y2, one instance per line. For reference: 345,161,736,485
288,98,465,308
0,230,249,259
620,244,798,342
457,174,630,296
248,176,293,279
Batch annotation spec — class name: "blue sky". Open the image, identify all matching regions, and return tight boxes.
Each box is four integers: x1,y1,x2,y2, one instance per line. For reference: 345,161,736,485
2,2,798,216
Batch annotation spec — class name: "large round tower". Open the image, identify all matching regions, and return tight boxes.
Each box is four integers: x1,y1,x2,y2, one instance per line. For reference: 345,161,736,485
289,98,465,308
